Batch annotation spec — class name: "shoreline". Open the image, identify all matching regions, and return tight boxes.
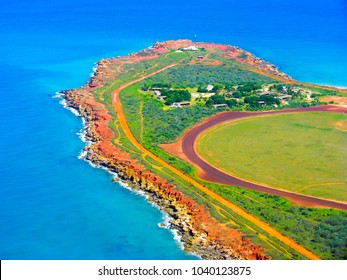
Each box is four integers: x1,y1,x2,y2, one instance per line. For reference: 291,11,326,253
59,86,268,260
57,92,196,257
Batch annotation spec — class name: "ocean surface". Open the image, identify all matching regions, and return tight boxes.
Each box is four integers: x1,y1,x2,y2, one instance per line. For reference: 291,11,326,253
0,0,346,259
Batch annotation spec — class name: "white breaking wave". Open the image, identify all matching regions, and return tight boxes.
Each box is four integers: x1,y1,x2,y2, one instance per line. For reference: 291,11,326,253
90,62,98,78
52,91,62,99
57,89,196,258
117,180,188,251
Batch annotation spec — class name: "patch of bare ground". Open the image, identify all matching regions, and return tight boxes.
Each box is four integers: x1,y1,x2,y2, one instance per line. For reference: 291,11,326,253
335,120,347,132
321,96,347,106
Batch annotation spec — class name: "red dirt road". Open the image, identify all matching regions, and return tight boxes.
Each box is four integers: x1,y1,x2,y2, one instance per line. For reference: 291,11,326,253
181,106,347,211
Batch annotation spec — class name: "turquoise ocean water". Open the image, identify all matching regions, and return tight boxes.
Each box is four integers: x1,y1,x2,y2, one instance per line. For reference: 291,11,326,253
0,0,346,259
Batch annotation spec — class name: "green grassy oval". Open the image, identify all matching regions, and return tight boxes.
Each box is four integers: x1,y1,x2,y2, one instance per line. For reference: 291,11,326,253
198,112,347,202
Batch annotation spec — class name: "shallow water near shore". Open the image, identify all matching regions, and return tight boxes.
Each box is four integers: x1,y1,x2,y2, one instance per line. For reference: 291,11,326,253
0,0,346,259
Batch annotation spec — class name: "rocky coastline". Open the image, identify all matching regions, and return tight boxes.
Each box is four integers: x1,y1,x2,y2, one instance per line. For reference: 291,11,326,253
60,40,271,260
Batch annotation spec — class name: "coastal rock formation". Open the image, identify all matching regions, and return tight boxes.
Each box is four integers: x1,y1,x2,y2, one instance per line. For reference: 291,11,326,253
61,40,273,260
62,87,269,260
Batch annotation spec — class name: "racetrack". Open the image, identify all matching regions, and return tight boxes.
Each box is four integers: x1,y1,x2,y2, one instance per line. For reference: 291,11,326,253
181,106,347,211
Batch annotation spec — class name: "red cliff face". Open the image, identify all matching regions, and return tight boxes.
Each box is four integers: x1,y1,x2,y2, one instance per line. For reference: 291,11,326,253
62,89,269,260
61,40,271,260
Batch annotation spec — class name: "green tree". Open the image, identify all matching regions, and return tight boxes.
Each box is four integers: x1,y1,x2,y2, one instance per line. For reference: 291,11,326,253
244,95,260,108
227,99,237,108
232,91,242,98
205,99,213,108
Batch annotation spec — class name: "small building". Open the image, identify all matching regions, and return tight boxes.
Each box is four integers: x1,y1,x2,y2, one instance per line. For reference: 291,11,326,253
191,93,201,99
206,84,214,91
258,101,266,105
212,104,228,109
182,46,199,51
172,101,191,107
259,91,271,96
201,92,216,98
149,87,162,91
277,94,292,101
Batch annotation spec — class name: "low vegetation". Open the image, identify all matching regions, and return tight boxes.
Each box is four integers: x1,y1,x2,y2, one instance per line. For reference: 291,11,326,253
144,65,275,88
206,183,347,259
121,86,216,145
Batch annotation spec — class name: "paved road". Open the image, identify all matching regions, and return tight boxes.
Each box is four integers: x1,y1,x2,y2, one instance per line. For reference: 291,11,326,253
181,106,347,211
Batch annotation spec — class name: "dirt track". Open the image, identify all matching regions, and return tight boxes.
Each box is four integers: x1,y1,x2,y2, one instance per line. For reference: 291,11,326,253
181,106,347,211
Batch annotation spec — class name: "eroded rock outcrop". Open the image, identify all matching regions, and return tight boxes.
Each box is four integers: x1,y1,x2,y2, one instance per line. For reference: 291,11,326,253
62,93,269,260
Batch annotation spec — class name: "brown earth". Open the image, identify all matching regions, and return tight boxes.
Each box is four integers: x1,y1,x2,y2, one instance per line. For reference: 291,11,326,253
335,120,347,132
321,96,347,105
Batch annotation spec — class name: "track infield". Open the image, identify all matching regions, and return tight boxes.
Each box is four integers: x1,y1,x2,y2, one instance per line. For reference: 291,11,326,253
197,112,347,202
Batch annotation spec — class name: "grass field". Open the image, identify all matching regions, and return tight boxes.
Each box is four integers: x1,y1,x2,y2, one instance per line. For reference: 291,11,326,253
198,112,347,202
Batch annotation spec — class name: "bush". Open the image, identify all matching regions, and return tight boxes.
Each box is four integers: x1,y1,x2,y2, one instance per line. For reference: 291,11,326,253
232,91,242,98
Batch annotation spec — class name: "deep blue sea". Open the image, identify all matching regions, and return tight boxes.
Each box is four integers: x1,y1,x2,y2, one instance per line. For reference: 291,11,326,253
0,0,346,259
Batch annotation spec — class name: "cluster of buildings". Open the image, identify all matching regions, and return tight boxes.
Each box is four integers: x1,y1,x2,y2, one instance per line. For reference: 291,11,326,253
147,82,315,109
175,46,204,60
257,86,312,105
148,87,192,107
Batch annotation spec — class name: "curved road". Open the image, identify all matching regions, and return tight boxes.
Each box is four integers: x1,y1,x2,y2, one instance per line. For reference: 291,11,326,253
181,106,347,211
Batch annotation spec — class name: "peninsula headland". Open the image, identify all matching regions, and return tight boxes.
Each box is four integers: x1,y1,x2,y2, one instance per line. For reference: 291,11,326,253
61,40,347,260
